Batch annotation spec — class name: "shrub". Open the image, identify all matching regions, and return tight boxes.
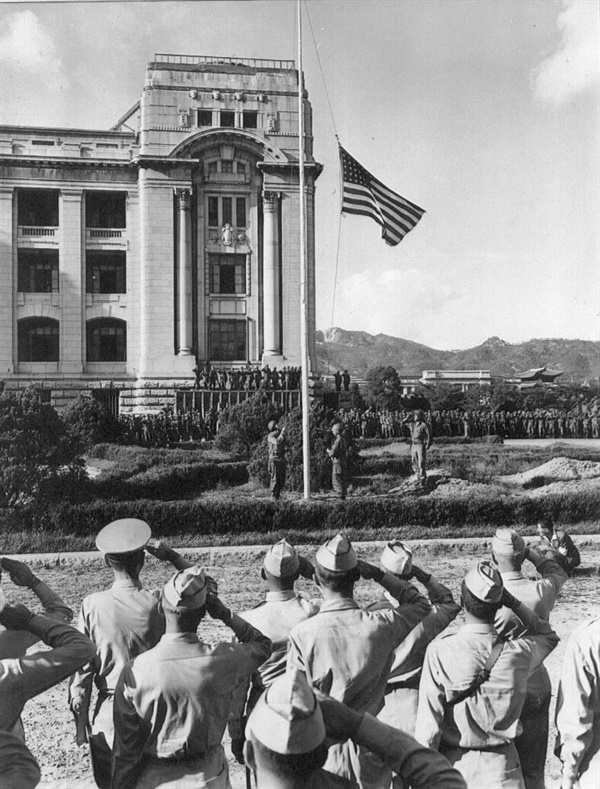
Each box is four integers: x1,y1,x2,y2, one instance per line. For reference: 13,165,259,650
214,393,281,456
61,394,120,451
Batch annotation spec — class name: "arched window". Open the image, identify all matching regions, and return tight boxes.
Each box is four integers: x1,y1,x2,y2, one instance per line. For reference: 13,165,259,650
18,317,59,362
86,318,126,362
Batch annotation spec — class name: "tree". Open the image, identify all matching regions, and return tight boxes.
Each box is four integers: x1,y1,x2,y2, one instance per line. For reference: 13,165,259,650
61,393,120,452
213,393,281,456
366,365,403,410
0,383,86,510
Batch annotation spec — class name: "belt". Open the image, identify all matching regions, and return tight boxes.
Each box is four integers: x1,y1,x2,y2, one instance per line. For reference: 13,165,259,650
385,679,420,694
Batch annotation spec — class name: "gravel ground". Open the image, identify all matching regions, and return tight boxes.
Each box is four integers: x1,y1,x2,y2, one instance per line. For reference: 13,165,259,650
7,538,599,789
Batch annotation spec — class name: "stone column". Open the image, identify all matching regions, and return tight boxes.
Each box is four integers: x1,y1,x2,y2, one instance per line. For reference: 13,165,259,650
176,188,193,355
0,186,14,373
262,191,280,357
59,188,84,373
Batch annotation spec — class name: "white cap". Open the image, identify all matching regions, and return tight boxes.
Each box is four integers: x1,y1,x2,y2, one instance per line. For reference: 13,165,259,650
0,587,5,615
492,528,525,557
264,540,300,578
163,565,208,609
315,534,357,572
380,541,413,576
464,560,503,603
96,519,151,554
246,668,326,754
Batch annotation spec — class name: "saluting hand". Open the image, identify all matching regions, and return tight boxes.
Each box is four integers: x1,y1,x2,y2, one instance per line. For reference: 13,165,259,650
205,593,232,624
0,602,36,630
298,555,315,581
356,560,384,583
0,557,37,588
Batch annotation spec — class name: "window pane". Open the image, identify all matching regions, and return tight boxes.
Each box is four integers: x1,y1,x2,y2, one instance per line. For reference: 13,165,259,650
222,197,232,225
85,192,126,228
18,189,59,226
86,320,126,361
221,160,233,173
18,250,59,293
242,111,258,129
208,254,246,294
236,162,246,175
208,162,218,175
86,251,126,294
220,111,235,127
209,320,246,361
236,198,246,228
18,319,59,361
208,196,219,227
197,109,212,126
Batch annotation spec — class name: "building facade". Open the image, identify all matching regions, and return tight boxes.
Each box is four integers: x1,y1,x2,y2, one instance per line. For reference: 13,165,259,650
0,54,321,413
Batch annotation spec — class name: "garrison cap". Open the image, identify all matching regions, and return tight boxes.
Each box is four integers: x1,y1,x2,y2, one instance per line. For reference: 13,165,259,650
332,423,342,434
246,668,325,754
268,420,277,431
163,565,208,609
464,560,503,604
315,534,357,572
95,519,151,554
414,410,424,420
264,539,300,578
492,528,525,557
380,540,413,576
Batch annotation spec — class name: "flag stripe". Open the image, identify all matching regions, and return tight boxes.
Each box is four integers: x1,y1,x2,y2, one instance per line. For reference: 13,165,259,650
339,145,424,246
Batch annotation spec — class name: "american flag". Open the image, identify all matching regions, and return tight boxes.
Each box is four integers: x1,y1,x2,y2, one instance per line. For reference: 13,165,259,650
339,145,425,246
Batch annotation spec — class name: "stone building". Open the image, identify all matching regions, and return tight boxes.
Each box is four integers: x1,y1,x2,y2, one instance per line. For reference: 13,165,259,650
0,54,321,413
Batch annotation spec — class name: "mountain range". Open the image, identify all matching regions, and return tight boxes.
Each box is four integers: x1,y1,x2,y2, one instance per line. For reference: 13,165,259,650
316,328,599,383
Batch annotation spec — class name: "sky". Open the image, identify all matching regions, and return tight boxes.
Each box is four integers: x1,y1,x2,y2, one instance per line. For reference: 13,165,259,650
1,0,598,350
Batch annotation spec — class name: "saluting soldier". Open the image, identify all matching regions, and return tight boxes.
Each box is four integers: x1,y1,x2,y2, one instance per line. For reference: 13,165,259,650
111,565,272,789
491,528,568,789
415,560,559,789
68,520,193,789
327,423,350,499
267,421,287,501
287,534,431,788
402,410,431,487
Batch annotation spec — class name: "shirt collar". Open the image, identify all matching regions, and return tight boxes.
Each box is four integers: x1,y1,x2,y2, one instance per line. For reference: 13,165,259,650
111,579,143,590
460,623,498,634
265,590,297,602
500,570,524,581
160,633,199,644
319,598,359,613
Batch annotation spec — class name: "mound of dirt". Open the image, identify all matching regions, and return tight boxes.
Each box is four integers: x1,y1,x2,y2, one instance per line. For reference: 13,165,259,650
502,457,600,486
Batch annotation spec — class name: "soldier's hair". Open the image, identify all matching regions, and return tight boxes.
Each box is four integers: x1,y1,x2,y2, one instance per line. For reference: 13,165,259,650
537,517,553,533
105,550,144,577
461,582,501,623
314,563,360,594
251,738,328,778
160,593,205,629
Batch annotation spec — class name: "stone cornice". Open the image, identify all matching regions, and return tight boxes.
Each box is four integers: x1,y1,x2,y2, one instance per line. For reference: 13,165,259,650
0,156,135,169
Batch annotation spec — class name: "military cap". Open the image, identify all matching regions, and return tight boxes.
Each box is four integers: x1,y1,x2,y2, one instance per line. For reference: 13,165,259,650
464,560,503,604
268,420,277,431
332,423,342,434
246,668,326,754
0,586,5,615
380,540,413,576
95,519,151,554
315,533,357,572
414,410,424,420
163,565,208,609
492,528,525,557
264,539,300,578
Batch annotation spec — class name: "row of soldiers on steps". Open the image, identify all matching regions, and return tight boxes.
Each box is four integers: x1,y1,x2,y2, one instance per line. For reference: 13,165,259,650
193,364,303,392
0,520,597,789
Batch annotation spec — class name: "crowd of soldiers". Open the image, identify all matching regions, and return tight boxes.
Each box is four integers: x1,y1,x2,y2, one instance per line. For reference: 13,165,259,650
338,406,600,441
0,519,597,788
118,410,220,446
193,364,303,392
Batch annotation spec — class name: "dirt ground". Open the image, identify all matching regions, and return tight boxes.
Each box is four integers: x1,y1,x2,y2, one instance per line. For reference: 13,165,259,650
6,537,598,789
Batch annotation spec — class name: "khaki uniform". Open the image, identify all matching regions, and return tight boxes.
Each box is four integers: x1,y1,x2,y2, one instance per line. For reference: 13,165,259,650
496,554,567,789
288,576,430,788
68,580,165,789
405,420,431,484
112,616,271,789
555,618,600,789
415,609,559,789
1,615,95,733
267,430,286,499
367,578,460,788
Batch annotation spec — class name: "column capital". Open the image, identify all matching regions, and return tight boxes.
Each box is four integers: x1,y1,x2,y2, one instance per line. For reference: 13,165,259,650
263,191,280,210
175,188,192,211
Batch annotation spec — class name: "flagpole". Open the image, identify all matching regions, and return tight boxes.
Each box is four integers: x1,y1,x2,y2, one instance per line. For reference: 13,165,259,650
298,0,311,500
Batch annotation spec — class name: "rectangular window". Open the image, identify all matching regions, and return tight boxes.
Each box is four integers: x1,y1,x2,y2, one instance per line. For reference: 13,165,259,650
197,109,212,126
86,251,126,293
209,319,246,361
207,196,248,228
242,111,258,129
17,189,59,227
18,319,59,362
208,162,218,175
31,140,55,146
18,249,59,293
236,162,246,175
221,160,233,174
85,191,126,228
209,254,246,294
220,110,235,127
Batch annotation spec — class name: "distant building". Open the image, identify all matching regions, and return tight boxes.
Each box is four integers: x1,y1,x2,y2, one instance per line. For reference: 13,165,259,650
0,54,321,413
419,369,492,392
511,366,564,388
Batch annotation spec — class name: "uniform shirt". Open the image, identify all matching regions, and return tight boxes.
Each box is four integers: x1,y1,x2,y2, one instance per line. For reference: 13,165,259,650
0,580,73,660
366,578,460,688
329,434,349,465
406,421,431,446
0,615,96,732
0,730,41,789
415,607,559,752
112,615,271,789
287,576,430,716
555,618,600,784
267,430,286,460
68,579,164,715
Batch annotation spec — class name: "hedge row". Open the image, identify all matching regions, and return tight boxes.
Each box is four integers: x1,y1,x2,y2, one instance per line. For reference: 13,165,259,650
2,488,598,551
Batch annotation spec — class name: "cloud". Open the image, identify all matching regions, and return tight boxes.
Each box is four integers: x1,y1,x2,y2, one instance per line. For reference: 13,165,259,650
0,10,62,75
532,0,599,105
